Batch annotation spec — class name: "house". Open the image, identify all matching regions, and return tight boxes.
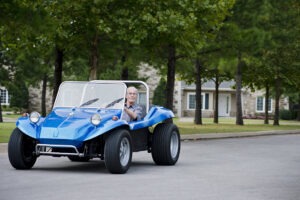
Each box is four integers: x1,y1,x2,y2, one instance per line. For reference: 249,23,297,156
173,80,289,118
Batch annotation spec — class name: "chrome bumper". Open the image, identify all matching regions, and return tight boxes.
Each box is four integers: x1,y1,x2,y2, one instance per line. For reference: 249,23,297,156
35,144,85,157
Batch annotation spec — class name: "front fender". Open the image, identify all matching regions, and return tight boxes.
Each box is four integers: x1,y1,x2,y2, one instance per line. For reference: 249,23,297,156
16,117,45,139
83,119,129,141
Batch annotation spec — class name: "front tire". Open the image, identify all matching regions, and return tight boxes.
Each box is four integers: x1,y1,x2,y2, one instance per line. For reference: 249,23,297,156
8,128,37,169
151,123,180,165
104,129,132,174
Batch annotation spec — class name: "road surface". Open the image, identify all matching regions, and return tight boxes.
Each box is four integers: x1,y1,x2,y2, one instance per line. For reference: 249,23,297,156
1,134,300,200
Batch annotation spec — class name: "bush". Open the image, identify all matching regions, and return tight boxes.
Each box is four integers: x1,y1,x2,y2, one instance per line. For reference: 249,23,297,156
279,109,296,120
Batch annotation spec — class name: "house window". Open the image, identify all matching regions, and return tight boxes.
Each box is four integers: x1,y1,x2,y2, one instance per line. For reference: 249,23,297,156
256,96,264,111
187,93,209,110
0,88,9,105
256,96,272,112
205,93,209,110
188,93,196,109
226,96,229,114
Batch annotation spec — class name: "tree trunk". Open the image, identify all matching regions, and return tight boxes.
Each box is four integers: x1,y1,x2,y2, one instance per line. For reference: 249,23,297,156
264,83,269,124
214,70,219,124
0,94,3,122
235,53,244,125
52,47,63,106
121,67,129,80
41,74,48,117
273,78,281,126
89,34,99,80
165,44,176,111
120,55,128,80
297,94,300,121
194,58,202,125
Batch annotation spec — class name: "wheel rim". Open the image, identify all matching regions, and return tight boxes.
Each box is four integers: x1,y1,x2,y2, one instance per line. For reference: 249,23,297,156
119,137,130,167
170,131,179,159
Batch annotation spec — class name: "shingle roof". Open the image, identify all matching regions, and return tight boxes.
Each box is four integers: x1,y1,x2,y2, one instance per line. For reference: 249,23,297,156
181,80,235,91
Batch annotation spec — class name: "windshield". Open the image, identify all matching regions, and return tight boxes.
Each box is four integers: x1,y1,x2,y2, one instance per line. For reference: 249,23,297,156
53,81,126,109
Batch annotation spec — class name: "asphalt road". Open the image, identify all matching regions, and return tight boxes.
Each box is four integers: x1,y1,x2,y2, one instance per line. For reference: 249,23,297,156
1,134,300,200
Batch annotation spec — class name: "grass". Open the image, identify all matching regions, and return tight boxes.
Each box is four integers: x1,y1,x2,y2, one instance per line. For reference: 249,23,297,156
2,114,21,119
0,122,15,143
0,116,300,143
175,118,300,134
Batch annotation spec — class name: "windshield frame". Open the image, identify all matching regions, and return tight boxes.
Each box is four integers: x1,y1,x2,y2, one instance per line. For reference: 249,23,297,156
53,81,127,109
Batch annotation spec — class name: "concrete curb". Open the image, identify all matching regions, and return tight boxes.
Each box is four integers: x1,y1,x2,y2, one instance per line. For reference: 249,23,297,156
180,129,300,141
1,130,300,153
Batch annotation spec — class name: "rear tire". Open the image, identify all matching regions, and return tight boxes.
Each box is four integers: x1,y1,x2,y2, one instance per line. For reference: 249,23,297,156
151,123,180,165
8,128,37,169
104,129,132,174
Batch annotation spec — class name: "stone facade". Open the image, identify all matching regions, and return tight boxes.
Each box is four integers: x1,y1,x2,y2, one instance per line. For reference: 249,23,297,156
28,84,53,113
137,63,161,103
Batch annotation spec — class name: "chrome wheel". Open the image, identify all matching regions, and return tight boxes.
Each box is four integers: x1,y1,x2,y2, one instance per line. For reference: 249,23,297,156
152,123,181,165
119,137,130,167
104,129,132,174
170,131,179,159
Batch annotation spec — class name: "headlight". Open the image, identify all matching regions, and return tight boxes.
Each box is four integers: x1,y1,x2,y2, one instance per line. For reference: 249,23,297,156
29,111,40,123
91,114,101,126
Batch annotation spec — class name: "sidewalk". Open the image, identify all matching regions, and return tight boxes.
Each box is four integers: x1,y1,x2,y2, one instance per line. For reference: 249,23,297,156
1,129,300,154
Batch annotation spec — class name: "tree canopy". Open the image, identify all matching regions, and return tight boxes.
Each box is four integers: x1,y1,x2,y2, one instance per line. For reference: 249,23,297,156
0,0,299,124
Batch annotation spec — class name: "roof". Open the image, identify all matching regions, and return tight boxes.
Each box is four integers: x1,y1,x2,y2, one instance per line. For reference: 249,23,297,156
181,80,236,91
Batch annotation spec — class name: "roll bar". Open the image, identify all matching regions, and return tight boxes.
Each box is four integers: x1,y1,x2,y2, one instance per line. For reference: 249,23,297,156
91,80,150,113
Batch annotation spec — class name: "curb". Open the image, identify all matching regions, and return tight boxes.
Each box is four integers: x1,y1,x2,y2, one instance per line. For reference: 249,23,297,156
180,129,300,141
1,130,300,153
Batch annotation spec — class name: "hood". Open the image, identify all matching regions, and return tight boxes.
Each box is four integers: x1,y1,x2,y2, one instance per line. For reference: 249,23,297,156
38,108,121,146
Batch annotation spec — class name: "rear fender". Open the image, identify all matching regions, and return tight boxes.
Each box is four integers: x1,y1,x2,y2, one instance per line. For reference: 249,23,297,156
129,106,174,130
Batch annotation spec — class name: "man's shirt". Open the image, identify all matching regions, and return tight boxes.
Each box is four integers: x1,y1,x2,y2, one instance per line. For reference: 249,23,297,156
122,104,144,122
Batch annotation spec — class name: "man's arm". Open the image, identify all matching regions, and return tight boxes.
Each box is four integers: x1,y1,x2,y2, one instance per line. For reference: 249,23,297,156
124,105,143,121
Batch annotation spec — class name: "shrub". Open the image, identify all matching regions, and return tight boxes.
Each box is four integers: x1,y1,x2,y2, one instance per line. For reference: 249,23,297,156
279,109,296,120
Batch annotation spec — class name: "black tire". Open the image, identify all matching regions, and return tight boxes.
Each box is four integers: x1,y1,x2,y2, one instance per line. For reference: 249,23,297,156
68,156,90,162
8,128,37,169
104,129,132,174
151,123,181,165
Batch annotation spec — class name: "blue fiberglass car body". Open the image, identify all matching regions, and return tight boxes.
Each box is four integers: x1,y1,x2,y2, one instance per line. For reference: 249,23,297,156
8,80,181,174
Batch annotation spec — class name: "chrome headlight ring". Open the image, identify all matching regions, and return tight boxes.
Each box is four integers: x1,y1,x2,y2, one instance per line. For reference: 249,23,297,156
91,113,101,126
29,111,41,123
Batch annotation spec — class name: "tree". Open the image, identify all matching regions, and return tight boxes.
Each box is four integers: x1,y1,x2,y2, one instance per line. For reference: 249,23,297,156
142,1,235,116
268,1,299,125
152,78,167,106
219,0,277,125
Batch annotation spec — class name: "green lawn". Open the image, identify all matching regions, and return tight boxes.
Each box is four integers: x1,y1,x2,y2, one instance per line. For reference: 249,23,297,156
0,123,15,143
1,117,300,143
175,118,300,134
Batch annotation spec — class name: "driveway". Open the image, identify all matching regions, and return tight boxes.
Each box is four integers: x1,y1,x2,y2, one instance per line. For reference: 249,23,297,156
1,134,300,200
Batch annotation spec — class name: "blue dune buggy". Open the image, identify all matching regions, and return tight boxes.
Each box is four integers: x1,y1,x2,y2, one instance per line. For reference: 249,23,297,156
8,80,180,174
